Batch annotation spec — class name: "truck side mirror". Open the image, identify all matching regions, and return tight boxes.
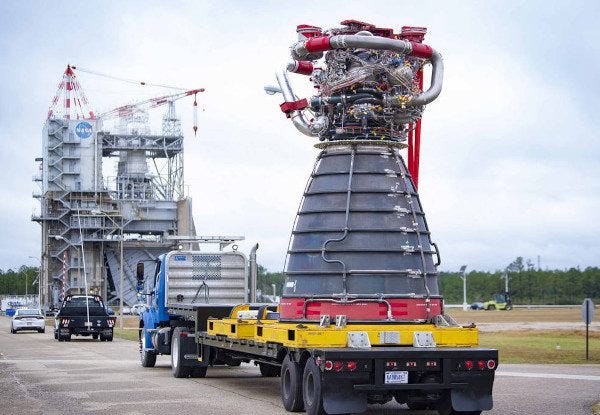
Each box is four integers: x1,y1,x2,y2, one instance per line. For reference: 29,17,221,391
136,262,145,286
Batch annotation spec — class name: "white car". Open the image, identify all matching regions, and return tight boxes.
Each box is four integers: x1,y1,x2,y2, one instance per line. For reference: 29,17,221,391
130,304,146,315
11,309,46,333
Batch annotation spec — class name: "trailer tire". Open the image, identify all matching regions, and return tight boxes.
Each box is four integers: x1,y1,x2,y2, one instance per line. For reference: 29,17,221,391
259,363,280,377
281,354,304,412
172,327,191,378
302,358,326,415
140,330,157,367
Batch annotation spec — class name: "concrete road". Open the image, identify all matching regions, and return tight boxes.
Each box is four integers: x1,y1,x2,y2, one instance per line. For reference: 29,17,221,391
1,316,598,415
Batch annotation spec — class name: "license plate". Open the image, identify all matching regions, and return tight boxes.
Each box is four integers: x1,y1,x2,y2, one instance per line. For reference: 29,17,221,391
385,371,408,384
27,322,32,326
84,322,92,327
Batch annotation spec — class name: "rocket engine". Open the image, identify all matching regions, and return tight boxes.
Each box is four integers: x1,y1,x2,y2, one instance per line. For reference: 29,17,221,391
269,20,444,323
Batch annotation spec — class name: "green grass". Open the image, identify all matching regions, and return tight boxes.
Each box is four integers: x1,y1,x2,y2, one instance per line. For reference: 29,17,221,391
479,330,600,364
114,328,138,342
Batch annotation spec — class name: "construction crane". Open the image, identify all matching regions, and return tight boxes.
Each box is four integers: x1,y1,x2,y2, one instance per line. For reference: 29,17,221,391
97,88,205,136
47,65,204,136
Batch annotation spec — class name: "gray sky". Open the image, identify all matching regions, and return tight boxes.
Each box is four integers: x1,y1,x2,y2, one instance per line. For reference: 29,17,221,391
0,0,598,273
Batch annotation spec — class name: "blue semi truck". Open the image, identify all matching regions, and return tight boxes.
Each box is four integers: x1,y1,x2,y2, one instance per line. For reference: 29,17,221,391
137,238,260,377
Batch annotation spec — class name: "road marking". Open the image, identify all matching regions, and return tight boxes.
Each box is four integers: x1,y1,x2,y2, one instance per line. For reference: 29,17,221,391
496,371,600,381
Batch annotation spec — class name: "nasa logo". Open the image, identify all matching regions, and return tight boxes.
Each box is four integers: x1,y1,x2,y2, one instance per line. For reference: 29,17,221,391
75,121,93,139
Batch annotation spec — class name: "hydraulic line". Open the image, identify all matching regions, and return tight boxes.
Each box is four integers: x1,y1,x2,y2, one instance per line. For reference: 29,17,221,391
320,147,356,299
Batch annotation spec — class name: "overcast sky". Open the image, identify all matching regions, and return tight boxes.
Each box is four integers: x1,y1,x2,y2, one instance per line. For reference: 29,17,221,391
0,0,598,273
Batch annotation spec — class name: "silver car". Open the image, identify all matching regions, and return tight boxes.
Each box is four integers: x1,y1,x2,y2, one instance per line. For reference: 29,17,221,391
11,309,46,333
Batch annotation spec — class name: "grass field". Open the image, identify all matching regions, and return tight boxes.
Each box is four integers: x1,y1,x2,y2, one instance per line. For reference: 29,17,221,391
447,307,587,324
480,330,600,364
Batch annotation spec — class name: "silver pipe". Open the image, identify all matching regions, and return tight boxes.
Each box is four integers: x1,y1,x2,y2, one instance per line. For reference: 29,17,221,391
249,243,259,303
275,70,318,137
329,35,412,54
295,35,443,107
409,51,443,106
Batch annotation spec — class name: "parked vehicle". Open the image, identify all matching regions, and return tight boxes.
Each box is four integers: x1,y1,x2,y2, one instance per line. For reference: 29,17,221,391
470,302,484,310
483,293,513,311
11,309,45,333
130,304,146,315
54,295,115,341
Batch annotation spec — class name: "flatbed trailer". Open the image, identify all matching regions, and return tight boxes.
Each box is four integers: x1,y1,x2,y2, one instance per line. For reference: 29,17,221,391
167,304,497,415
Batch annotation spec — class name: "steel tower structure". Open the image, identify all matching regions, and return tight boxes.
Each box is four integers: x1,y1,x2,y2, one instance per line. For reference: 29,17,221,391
33,66,197,309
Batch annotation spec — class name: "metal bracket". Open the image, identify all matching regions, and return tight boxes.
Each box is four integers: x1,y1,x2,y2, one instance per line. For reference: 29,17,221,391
319,315,331,328
413,331,436,347
347,331,371,348
335,314,347,328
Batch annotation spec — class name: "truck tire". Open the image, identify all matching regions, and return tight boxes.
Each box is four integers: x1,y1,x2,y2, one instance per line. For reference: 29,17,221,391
171,327,191,378
505,304,513,311
302,358,325,415
487,304,495,310
281,354,304,412
140,330,157,367
259,363,280,377
92,333,99,340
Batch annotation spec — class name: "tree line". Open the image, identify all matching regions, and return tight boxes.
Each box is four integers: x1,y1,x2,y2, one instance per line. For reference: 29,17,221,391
0,266,39,296
3,258,599,305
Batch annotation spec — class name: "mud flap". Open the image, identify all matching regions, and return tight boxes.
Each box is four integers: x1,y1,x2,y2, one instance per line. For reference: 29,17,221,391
322,379,367,414
451,388,493,411
179,334,203,368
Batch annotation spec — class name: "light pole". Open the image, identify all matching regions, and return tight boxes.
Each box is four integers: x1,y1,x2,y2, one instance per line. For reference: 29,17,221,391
28,256,42,307
459,265,468,310
91,209,124,330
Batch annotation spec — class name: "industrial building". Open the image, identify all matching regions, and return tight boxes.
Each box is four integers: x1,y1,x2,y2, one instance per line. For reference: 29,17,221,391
32,66,198,309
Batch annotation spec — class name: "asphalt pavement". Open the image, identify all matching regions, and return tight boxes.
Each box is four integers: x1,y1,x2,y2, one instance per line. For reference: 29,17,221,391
0,316,598,415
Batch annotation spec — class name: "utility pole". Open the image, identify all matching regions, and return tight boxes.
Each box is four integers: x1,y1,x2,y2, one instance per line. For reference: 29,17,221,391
459,265,468,310
119,225,124,330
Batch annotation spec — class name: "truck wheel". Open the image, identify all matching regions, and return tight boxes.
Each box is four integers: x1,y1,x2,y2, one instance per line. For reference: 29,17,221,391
505,304,513,311
302,358,325,415
488,304,495,310
172,327,191,378
92,333,99,340
281,354,304,412
259,363,280,377
140,330,157,367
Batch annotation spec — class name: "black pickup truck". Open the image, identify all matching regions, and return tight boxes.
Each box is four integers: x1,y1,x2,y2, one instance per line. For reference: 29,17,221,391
54,295,115,341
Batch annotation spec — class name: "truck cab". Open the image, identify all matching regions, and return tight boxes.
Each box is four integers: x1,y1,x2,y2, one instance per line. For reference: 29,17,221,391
137,239,255,376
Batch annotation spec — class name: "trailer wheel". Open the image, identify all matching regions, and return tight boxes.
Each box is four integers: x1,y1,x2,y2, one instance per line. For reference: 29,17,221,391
281,354,304,412
140,329,157,367
259,363,280,377
302,358,325,415
172,327,191,378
